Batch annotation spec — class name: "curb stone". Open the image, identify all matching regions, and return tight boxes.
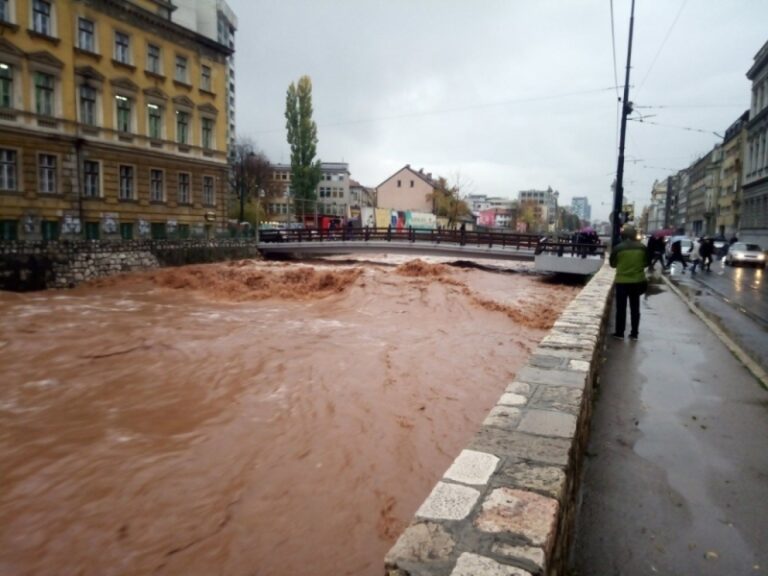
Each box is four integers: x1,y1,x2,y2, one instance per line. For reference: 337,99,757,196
385,263,616,575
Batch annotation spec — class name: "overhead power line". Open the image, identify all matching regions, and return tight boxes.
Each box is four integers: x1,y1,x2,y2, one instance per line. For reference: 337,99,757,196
636,0,689,92
628,117,723,138
252,86,620,135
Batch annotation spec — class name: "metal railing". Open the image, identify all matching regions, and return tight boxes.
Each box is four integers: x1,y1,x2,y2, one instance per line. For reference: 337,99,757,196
259,226,545,251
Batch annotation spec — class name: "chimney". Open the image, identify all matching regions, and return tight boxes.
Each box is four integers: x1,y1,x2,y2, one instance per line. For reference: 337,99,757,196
427,173,432,179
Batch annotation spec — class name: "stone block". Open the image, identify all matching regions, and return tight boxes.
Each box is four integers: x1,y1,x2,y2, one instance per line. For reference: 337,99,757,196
505,381,531,396
490,543,545,574
517,409,577,439
385,522,456,564
416,481,481,521
483,406,523,431
470,429,572,467
450,553,532,576
529,386,584,416
497,392,527,406
494,464,566,502
516,366,587,389
474,488,558,547
444,450,500,486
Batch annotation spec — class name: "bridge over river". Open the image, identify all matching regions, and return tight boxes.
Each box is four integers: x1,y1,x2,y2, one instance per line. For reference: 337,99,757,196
258,227,606,275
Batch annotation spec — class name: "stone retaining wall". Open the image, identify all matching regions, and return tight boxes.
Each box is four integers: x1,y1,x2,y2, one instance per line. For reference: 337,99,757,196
0,239,262,291
385,263,616,576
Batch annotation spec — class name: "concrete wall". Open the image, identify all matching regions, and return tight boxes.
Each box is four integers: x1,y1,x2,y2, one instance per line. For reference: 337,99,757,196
0,239,261,291
385,263,616,576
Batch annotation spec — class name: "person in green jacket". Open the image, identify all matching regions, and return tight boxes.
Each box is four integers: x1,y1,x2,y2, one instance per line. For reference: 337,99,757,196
609,224,649,340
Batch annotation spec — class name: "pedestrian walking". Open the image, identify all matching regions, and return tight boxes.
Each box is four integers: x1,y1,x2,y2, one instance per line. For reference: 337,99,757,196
647,234,666,272
689,237,703,274
665,238,688,273
700,237,714,272
609,224,649,340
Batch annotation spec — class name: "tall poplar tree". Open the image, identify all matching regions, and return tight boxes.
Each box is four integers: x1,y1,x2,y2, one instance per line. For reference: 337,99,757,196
285,75,321,221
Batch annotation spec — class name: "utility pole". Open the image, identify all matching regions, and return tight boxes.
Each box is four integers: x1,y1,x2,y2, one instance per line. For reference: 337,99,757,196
613,0,636,246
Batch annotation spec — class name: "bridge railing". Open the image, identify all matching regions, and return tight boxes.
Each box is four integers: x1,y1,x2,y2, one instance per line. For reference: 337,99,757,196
534,237,606,259
260,227,545,251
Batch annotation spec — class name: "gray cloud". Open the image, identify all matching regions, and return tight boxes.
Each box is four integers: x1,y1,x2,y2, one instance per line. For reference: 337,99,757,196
231,0,766,221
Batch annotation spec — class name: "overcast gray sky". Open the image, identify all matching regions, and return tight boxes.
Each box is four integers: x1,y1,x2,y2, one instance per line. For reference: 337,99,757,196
228,0,768,221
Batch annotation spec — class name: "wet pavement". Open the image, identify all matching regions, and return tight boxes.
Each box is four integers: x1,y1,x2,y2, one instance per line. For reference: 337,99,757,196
570,279,768,575
664,260,768,376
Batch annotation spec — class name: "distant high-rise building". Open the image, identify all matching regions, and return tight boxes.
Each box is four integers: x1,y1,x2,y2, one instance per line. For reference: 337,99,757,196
571,197,592,223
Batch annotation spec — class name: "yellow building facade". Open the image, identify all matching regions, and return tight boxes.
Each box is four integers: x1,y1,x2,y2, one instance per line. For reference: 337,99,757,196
0,0,232,240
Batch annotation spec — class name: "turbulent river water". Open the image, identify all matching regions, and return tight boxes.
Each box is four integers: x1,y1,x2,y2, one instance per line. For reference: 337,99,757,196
0,257,578,576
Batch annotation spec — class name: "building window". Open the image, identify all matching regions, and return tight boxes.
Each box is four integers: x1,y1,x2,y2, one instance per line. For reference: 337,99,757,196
85,221,99,240
201,65,211,91
32,0,51,36
397,179,401,188
83,160,99,197
79,84,96,125
203,175,215,206
41,220,58,241
176,110,189,144
150,222,165,239
38,154,56,194
119,165,134,200
0,219,18,240
178,172,190,204
147,44,161,74
147,103,162,139
116,95,131,132
201,117,213,149
410,180,414,188
78,18,95,52
175,55,187,83
0,63,11,108
150,169,164,202
0,0,9,22
0,148,16,190
178,223,190,239
120,222,133,240
115,31,130,64
35,72,54,116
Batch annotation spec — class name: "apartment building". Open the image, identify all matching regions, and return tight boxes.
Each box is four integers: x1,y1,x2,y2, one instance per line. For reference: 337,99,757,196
518,187,559,231
173,0,236,155
264,162,351,224
718,111,749,238
0,0,232,241
742,40,768,244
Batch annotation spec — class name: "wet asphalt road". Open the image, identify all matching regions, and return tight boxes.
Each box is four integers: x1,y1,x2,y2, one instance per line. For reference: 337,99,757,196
570,282,768,576
667,260,768,376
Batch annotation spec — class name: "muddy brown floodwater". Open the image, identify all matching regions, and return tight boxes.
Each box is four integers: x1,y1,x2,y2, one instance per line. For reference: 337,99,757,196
0,258,578,576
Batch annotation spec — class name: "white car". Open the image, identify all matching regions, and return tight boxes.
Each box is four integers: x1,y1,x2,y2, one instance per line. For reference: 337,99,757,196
725,242,765,268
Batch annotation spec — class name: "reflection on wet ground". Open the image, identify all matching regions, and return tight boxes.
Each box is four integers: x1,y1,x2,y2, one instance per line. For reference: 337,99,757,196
0,258,578,576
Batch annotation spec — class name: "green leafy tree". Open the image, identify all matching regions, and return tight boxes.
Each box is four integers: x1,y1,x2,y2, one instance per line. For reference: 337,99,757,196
430,176,471,228
285,76,322,221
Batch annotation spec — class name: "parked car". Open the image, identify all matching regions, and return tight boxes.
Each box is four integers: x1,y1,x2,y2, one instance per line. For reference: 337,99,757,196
725,242,766,268
665,236,693,261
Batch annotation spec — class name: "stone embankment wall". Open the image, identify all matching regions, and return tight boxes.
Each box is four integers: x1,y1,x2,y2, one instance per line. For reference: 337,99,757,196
0,239,262,291
386,263,616,576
